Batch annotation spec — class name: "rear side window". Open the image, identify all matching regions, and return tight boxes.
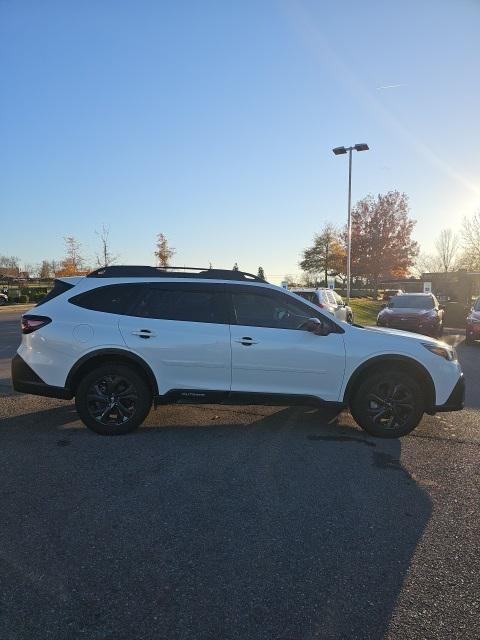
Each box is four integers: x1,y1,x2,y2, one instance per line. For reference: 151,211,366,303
36,279,75,307
325,290,336,305
296,291,318,304
131,286,229,324
69,284,142,314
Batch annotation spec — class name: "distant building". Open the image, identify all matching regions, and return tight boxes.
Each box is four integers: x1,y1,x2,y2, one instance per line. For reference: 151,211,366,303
379,271,480,303
422,271,480,303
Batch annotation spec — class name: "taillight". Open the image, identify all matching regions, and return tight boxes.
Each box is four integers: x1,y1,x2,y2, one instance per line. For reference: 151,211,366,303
21,315,52,334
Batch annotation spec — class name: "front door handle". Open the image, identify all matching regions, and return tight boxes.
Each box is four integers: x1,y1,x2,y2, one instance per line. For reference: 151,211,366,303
235,337,258,346
131,329,157,339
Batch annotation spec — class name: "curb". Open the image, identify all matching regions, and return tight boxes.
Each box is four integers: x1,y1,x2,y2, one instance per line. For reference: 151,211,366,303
0,304,34,313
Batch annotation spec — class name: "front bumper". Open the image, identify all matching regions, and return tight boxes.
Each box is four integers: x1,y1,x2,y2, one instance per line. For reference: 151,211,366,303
11,354,73,400
377,318,440,335
434,374,465,412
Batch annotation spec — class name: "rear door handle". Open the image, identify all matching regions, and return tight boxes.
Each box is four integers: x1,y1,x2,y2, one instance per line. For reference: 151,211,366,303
235,337,258,346
131,329,157,339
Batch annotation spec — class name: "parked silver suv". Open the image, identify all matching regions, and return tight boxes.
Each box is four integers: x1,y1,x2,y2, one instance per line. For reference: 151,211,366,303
290,288,353,323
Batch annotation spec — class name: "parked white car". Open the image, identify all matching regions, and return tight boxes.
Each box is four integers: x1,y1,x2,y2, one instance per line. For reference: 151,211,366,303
12,266,464,438
290,288,353,323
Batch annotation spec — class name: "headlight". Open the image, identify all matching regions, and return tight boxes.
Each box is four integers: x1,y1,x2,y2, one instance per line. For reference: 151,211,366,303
422,343,457,361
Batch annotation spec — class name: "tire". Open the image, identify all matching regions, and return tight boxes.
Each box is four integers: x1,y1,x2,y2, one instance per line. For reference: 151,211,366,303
349,370,425,438
0,297,6,306
347,313,354,324
75,363,152,435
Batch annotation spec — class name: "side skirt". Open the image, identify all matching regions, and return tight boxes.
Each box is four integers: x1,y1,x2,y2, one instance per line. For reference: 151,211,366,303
154,389,345,410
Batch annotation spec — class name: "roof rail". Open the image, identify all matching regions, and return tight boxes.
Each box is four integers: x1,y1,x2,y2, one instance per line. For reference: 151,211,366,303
86,265,266,282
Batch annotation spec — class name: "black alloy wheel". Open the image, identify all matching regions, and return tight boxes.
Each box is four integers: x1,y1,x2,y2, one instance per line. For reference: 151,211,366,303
75,363,152,435
350,370,425,438
87,374,138,426
365,380,415,430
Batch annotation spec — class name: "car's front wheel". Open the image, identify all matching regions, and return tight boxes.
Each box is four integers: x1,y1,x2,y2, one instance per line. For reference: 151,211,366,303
350,370,425,438
75,363,152,435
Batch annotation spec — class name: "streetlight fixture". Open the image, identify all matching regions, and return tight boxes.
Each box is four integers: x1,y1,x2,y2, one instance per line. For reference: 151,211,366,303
332,143,369,304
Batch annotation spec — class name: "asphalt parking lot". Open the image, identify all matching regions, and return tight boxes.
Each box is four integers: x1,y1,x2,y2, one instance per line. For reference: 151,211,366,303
0,308,479,640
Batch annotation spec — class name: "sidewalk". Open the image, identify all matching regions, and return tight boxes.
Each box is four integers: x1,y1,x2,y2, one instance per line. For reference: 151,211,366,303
0,304,34,313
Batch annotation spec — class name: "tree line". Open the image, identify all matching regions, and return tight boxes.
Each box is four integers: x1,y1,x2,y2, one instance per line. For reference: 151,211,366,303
294,191,480,293
1,229,268,281
2,193,478,285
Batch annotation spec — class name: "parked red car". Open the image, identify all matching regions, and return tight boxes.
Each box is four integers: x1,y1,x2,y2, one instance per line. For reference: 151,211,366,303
377,293,444,338
465,297,480,344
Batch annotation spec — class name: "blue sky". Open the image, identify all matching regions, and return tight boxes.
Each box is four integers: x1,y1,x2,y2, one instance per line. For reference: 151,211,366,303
1,0,479,282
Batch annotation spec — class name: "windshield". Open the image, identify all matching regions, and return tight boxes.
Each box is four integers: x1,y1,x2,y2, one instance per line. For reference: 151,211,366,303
474,298,480,311
388,296,434,310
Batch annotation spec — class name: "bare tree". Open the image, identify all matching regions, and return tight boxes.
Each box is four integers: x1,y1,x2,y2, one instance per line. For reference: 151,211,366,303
95,224,118,268
39,260,52,279
154,233,175,267
0,255,20,277
460,210,480,271
435,229,459,272
49,260,58,277
23,263,37,278
58,236,86,275
412,252,442,278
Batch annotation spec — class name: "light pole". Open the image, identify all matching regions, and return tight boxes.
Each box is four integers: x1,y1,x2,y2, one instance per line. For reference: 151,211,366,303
332,143,369,304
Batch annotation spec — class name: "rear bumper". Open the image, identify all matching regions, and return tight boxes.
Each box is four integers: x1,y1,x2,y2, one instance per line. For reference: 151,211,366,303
11,354,73,400
466,323,480,337
434,374,465,412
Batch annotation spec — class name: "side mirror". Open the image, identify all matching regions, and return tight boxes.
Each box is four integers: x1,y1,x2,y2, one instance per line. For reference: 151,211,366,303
304,317,329,336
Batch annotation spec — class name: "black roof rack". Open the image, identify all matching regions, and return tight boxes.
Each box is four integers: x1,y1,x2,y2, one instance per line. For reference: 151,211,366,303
87,265,266,282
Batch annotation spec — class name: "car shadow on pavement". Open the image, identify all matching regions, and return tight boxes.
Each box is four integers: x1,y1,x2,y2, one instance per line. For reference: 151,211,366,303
0,403,431,640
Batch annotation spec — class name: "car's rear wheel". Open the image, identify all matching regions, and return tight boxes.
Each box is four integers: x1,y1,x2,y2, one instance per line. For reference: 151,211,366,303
350,370,425,438
75,363,152,435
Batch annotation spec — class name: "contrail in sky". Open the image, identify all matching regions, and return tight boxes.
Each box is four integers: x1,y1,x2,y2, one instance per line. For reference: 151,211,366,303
376,84,406,90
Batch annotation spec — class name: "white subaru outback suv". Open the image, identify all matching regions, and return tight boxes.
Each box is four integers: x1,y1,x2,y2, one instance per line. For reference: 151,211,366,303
12,266,464,438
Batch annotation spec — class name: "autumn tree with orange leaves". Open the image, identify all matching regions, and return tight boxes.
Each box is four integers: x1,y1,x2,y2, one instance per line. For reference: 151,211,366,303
350,191,419,295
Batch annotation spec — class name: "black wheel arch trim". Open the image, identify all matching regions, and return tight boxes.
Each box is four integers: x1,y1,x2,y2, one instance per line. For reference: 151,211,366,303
343,354,436,411
66,348,159,396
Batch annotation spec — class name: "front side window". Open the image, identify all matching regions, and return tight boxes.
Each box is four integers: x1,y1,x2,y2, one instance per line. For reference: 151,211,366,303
232,289,328,330
131,285,229,324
